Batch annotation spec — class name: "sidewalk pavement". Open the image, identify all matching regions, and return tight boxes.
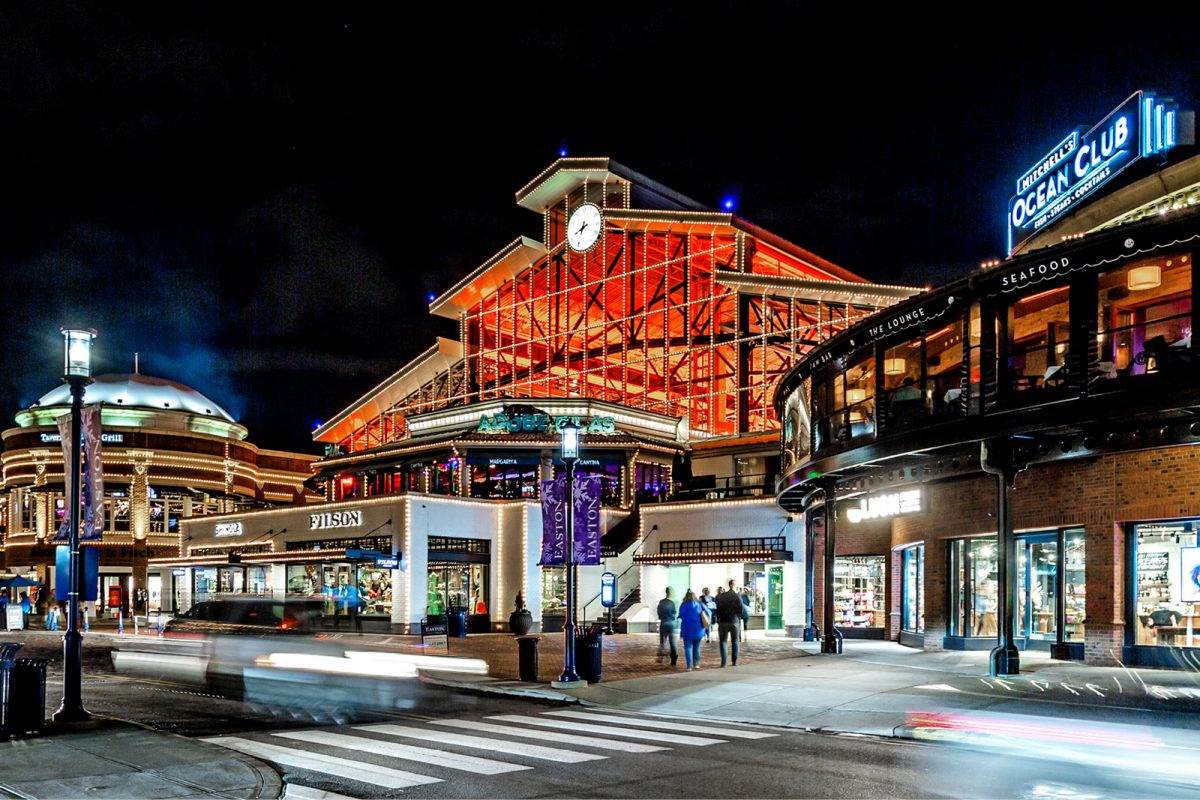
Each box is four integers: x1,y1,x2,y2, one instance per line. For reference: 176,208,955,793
422,638,1200,747
0,721,281,799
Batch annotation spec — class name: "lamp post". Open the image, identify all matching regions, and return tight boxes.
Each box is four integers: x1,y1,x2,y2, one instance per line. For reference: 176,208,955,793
53,327,95,724
551,420,582,687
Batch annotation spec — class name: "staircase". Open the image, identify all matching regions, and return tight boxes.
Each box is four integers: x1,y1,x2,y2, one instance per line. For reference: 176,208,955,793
590,586,640,632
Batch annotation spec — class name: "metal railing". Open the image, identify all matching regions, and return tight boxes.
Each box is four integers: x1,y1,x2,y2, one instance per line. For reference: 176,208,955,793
674,473,774,500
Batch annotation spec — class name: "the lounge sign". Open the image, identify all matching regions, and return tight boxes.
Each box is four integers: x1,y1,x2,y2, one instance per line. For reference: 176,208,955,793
845,489,921,523
476,412,616,436
309,509,363,531
1007,91,1183,254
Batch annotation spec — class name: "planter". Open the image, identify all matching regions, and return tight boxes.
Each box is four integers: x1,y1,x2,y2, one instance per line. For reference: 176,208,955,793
508,609,533,636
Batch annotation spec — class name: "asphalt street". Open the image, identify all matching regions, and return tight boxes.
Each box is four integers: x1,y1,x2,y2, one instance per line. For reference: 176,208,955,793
10,633,1200,799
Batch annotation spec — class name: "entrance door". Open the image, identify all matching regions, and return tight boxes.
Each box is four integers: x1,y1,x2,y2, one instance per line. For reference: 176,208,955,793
766,564,784,630
666,565,691,606
1017,534,1058,645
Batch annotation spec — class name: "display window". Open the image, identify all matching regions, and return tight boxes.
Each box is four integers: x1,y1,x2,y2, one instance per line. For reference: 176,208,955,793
901,544,924,633
427,564,487,616
469,456,539,500
1005,285,1071,393
1097,253,1192,380
1132,520,1200,648
833,556,885,628
541,567,566,615
357,564,393,616
194,567,218,602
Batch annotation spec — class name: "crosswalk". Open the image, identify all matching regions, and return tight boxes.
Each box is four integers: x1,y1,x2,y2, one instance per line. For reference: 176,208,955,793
205,707,777,797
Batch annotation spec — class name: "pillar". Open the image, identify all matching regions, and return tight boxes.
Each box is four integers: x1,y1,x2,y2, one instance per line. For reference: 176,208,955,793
130,456,150,541
982,439,1019,676
821,480,843,654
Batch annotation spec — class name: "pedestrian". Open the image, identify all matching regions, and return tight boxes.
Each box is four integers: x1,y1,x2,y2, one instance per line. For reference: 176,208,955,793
739,586,752,642
344,582,363,634
678,590,709,671
716,579,743,666
19,592,31,626
656,587,678,666
699,587,716,642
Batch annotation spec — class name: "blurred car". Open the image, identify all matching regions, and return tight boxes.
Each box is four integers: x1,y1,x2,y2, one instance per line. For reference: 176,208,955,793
164,597,323,637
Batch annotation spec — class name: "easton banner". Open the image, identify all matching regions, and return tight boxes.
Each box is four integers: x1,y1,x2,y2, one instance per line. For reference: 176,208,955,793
539,475,568,566
538,473,603,566
55,406,105,541
572,474,602,566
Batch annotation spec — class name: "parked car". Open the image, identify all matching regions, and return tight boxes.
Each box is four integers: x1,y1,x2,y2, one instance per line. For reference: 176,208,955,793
164,598,322,636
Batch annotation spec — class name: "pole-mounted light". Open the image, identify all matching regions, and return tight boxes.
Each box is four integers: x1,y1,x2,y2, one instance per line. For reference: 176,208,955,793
560,419,580,461
61,328,96,380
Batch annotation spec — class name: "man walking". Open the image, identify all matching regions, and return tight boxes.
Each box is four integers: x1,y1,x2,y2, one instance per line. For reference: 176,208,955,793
656,587,678,666
715,579,743,666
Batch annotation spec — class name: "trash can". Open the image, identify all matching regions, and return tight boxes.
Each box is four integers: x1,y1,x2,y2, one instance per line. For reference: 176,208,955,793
574,626,603,684
0,642,22,739
9,659,47,735
449,607,469,638
516,635,540,682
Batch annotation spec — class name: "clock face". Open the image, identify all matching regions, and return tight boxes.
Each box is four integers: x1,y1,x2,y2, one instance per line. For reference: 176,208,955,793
566,203,603,252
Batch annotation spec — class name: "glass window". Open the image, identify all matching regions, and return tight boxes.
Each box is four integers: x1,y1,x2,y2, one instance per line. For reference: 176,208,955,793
901,544,924,633
966,303,984,414
194,567,218,603
1132,521,1200,648
357,564,393,617
925,318,965,417
950,538,998,637
1063,529,1086,643
883,339,923,425
814,353,876,449
469,459,538,500
1097,253,1192,380
833,556,885,629
541,566,566,615
1006,286,1070,392
286,564,321,595
635,462,670,503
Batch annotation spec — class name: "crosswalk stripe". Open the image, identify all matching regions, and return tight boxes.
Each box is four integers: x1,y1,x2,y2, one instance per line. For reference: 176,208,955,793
484,715,726,746
543,709,777,739
283,783,359,800
355,723,607,763
203,736,441,790
273,729,530,775
433,719,670,753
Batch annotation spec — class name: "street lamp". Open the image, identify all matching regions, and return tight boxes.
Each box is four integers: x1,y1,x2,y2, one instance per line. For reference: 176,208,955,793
53,327,95,724
551,420,582,688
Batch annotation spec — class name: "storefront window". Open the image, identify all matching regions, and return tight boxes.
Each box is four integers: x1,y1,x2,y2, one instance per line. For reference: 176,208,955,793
427,564,487,616
950,538,998,637
1097,253,1192,379
469,456,539,499
635,462,670,503
813,353,875,450
247,566,270,595
1005,285,1070,392
833,556,885,628
286,564,322,595
541,567,566,615
1132,520,1200,648
901,545,924,633
357,564,392,616
1063,529,1086,643
194,567,217,602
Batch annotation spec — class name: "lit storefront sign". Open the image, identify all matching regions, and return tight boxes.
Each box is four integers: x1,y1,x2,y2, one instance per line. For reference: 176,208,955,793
845,489,921,523
213,521,244,538
475,412,616,436
1007,91,1185,254
40,432,123,443
309,509,363,531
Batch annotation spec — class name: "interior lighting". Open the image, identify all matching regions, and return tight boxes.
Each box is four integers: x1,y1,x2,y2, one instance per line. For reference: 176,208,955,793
884,358,907,376
846,388,867,404
1127,265,1162,291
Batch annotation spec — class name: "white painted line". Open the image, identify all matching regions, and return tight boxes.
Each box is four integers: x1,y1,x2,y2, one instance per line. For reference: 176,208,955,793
203,736,441,790
433,719,669,753
355,723,606,763
484,715,726,746
544,709,777,739
273,730,530,775
283,783,359,800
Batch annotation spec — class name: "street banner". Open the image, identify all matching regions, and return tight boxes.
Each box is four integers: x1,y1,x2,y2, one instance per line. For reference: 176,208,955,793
54,414,73,541
572,474,602,566
82,406,104,540
538,474,567,566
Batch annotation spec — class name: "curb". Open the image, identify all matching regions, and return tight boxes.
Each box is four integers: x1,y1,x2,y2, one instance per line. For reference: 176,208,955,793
419,673,579,704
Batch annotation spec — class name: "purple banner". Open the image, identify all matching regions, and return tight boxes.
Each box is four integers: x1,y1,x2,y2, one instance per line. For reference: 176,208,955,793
538,475,568,566
54,414,73,541
82,406,104,540
572,474,602,566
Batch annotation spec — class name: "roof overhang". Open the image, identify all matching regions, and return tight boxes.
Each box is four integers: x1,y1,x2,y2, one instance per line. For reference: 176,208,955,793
633,548,792,565
515,157,707,212
716,271,922,306
428,237,547,320
406,396,686,442
312,337,464,444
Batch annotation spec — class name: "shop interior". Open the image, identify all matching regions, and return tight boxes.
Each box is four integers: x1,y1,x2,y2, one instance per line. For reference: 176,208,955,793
1132,520,1200,648
833,555,885,633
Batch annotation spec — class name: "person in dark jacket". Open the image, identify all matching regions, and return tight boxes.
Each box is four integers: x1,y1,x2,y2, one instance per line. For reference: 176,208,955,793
699,588,716,642
739,586,752,642
656,588,678,666
715,580,744,666
677,590,707,671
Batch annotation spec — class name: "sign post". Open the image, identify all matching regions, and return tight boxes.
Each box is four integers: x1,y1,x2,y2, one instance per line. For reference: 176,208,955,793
600,571,617,635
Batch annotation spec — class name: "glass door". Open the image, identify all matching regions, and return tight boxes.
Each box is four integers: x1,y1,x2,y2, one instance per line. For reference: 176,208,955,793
667,565,691,607
767,564,784,630
1017,534,1058,644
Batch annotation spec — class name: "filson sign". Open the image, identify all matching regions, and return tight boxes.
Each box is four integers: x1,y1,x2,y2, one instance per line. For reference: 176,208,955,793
309,509,363,531
1007,91,1187,254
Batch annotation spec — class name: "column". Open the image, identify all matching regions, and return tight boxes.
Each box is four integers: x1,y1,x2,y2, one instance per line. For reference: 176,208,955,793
129,454,151,541
982,438,1019,676
821,479,843,654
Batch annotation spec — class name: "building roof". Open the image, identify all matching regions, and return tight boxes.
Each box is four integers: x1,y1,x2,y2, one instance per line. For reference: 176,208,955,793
28,373,235,422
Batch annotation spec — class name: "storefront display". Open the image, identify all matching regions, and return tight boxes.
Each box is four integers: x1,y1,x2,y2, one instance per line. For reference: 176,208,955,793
1132,521,1200,648
541,567,566,615
901,544,924,635
833,556,885,630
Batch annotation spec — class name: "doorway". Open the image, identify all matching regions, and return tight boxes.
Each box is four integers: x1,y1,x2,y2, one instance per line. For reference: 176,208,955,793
1017,533,1058,645
767,564,784,630
666,565,691,606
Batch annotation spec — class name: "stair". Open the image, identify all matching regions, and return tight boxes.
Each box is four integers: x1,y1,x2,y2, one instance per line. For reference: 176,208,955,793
590,587,640,632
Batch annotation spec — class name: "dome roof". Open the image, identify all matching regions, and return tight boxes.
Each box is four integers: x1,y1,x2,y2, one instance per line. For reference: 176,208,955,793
31,373,236,422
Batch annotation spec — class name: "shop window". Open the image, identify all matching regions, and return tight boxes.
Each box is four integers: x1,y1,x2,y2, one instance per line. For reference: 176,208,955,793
834,556,885,629
286,564,321,595
469,458,539,499
1005,286,1070,392
541,566,566,615
1063,529,1086,643
635,462,670,503
194,567,218,602
357,563,393,617
1132,521,1200,648
1097,253,1192,380
812,353,875,450
901,544,925,633
427,564,487,616
950,538,998,637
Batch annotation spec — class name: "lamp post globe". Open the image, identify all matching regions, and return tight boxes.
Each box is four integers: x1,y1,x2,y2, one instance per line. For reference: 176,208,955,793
551,420,583,688
53,327,96,724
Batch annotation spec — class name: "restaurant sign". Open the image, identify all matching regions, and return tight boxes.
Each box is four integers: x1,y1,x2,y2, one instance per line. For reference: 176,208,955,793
476,412,616,436
845,489,922,523
1007,91,1185,254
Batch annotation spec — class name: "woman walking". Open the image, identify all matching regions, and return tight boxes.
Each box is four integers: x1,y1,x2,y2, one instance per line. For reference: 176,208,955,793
678,590,709,671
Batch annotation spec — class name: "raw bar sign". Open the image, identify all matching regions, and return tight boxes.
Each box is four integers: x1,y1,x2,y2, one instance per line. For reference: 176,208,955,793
1007,91,1185,254
538,473,602,566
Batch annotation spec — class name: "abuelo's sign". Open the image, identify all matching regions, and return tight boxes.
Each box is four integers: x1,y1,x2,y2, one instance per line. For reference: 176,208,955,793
309,509,363,531
1007,91,1186,254
476,412,616,436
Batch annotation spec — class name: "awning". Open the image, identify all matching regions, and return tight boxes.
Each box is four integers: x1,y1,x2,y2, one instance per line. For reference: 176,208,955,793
633,548,792,565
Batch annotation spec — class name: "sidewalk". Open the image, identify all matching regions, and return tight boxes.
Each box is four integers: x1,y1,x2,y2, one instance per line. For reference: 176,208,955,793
423,638,1200,745
0,721,281,799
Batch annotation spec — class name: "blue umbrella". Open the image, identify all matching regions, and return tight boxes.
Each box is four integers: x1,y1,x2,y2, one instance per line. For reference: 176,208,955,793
0,577,40,588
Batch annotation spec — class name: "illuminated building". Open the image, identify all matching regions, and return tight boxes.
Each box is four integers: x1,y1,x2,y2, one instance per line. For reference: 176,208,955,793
155,158,916,634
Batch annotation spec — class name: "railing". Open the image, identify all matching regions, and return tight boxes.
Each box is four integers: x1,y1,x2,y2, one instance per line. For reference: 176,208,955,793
581,561,640,622
674,473,774,501
659,536,785,555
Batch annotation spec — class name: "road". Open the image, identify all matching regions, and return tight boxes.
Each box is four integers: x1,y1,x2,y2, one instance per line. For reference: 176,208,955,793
12,633,1200,799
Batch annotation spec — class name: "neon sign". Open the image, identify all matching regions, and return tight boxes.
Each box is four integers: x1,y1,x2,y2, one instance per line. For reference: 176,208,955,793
845,489,921,523
1007,91,1184,254
475,413,616,436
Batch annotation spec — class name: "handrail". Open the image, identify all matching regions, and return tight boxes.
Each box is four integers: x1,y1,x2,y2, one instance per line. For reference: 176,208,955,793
581,561,640,619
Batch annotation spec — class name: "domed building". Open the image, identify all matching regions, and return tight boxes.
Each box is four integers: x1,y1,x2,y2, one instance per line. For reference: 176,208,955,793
1,371,318,618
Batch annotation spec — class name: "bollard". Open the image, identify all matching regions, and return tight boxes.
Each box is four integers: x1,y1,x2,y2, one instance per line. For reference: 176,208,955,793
516,635,540,682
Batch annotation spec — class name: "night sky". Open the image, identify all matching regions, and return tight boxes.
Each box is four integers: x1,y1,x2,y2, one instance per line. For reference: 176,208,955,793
2,6,1197,453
